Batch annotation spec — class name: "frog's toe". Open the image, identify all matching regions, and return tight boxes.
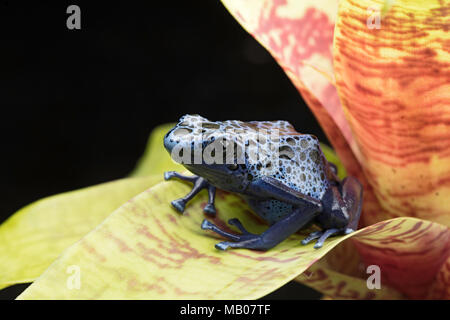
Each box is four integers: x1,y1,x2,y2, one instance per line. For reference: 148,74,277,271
214,240,257,251
202,219,271,250
203,203,216,216
201,219,212,229
313,241,324,249
301,231,323,245
344,228,354,235
171,199,186,213
313,228,341,249
164,171,174,181
215,242,231,251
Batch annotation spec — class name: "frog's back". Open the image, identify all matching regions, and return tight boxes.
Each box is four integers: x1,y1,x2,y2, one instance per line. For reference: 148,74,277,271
245,131,330,200
240,120,332,224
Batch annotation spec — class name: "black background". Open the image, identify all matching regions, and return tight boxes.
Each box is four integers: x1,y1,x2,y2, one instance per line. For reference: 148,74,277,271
0,1,326,299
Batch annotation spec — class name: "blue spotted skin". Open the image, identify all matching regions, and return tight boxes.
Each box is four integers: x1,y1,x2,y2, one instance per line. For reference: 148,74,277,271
163,115,363,251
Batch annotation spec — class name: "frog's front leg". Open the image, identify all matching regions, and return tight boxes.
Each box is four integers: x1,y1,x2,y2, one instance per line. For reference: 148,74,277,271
164,171,216,215
202,204,319,250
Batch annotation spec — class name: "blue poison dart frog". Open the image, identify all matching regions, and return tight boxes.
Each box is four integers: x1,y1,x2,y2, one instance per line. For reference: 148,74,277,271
163,115,363,251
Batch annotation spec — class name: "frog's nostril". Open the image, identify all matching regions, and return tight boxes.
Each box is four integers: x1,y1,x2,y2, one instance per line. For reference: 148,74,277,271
173,128,193,137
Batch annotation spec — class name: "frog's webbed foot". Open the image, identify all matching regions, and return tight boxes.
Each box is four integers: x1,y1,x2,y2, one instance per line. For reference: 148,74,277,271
301,227,354,249
201,218,265,250
164,171,216,216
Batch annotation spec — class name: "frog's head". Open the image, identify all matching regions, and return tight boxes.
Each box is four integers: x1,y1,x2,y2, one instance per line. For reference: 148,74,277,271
163,114,250,192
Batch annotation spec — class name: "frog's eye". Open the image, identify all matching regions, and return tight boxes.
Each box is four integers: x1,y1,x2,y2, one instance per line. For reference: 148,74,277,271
227,164,239,171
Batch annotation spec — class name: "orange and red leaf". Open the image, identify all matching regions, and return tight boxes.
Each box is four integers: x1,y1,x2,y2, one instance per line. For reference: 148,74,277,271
334,0,450,226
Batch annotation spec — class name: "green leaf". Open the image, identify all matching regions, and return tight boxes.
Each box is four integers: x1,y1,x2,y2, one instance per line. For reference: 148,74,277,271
129,123,183,177
17,177,448,299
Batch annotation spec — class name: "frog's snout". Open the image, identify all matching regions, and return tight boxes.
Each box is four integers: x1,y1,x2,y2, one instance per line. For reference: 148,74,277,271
163,125,194,155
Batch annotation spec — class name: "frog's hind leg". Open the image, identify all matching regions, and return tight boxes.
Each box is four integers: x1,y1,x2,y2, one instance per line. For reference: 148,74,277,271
302,176,363,249
201,204,319,251
164,171,216,215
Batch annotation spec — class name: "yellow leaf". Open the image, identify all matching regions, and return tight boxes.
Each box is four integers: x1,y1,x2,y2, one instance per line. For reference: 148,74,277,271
320,143,346,180
17,177,449,299
0,175,161,290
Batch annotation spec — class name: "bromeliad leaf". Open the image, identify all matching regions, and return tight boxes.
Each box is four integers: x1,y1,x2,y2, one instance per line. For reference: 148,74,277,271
298,263,404,299
381,0,395,17
334,0,450,227
298,219,450,299
0,175,162,290
17,177,449,299
17,179,330,299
